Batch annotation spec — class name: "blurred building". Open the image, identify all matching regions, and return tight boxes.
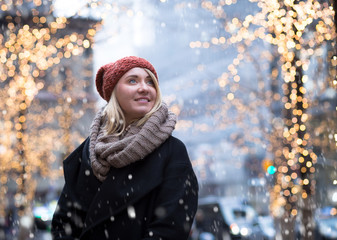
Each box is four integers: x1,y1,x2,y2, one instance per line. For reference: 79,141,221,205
130,0,267,201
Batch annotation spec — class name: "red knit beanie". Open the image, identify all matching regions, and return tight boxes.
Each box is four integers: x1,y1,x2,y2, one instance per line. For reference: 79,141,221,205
95,56,158,101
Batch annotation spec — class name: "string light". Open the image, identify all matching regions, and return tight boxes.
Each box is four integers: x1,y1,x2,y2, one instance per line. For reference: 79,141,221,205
0,0,102,217
191,0,336,223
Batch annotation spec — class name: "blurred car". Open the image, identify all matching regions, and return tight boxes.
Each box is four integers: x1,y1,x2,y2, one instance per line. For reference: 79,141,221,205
315,207,337,240
33,200,57,231
257,216,275,240
316,217,337,240
189,220,217,240
194,196,265,240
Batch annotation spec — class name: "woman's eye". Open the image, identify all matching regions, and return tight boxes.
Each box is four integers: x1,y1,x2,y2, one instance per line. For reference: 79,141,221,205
147,80,154,85
129,79,137,84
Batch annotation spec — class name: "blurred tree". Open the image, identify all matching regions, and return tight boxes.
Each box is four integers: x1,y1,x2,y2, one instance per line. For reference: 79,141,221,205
192,0,336,239
0,1,99,236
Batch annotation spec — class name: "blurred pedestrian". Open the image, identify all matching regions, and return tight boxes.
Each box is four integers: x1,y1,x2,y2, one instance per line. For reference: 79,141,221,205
51,56,199,240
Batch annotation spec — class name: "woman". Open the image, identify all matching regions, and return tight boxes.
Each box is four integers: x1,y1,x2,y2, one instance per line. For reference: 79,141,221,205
51,56,199,240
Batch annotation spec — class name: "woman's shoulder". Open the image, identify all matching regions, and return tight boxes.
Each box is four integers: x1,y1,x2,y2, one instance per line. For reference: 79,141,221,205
166,135,186,147
63,137,90,171
159,135,191,165
159,135,188,155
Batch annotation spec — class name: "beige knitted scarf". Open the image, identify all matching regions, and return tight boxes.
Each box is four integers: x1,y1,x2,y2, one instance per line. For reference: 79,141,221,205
89,103,177,182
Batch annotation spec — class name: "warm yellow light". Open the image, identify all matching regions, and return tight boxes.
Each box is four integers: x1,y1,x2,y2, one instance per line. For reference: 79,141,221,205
227,93,234,100
83,40,90,48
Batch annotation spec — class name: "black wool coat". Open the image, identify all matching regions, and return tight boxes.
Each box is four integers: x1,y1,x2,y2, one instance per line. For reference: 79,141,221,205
51,136,199,240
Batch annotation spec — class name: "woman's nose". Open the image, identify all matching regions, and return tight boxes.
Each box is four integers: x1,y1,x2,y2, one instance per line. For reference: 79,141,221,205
138,80,149,92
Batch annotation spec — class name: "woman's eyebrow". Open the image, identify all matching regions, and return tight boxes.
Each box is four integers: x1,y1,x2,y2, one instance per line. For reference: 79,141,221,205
125,75,151,79
126,75,139,78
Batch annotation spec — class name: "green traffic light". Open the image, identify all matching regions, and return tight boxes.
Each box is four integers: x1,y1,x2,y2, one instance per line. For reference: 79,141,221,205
267,165,276,174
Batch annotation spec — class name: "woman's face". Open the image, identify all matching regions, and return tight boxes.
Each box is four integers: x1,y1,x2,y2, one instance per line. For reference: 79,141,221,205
115,67,157,124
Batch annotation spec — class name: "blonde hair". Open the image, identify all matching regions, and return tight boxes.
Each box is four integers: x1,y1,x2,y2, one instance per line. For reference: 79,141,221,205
102,68,162,136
